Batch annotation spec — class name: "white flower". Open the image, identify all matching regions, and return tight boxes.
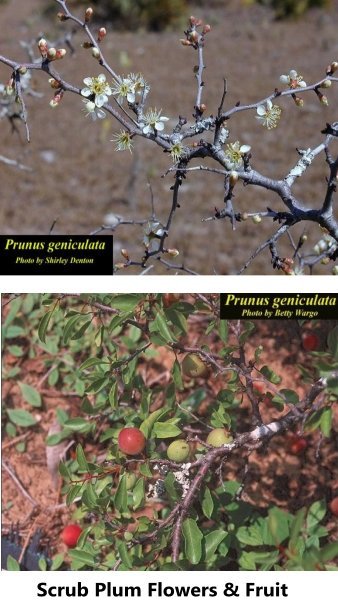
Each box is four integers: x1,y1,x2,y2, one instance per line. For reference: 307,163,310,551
128,72,149,96
169,142,186,163
280,69,306,89
140,108,169,135
224,141,251,169
82,99,106,120
111,76,135,105
143,220,165,248
111,130,133,152
81,73,112,107
256,99,281,130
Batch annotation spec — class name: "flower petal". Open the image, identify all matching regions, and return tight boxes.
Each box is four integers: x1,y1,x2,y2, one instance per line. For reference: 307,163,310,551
81,88,91,97
98,74,106,83
256,105,266,116
83,77,93,86
95,94,107,107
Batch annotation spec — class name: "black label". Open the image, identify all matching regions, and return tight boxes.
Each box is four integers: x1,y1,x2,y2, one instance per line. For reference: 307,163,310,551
220,293,338,320
0,236,113,275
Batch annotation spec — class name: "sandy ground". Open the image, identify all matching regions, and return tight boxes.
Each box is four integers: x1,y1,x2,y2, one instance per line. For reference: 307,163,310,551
1,1,338,273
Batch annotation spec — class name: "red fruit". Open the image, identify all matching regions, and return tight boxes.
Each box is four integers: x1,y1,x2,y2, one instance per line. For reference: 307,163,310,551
118,427,146,456
329,497,338,516
61,524,82,548
289,436,307,455
302,333,320,351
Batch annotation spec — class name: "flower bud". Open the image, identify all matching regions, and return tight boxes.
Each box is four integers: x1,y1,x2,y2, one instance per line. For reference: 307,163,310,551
57,12,68,21
240,212,248,221
202,24,211,34
38,38,48,58
229,171,239,187
18,66,27,75
82,41,93,49
189,30,199,44
47,47,57,60
115,262,127,270
48,77,61,89
199,103,206,113
166,249,180,258
321,79,332,88
299,234,307,245
55,48,67,59
180,39,192,46
332,266,338,275
320,94,329,106
98,27,106,42
327,61,338,75
85,7,94,22
252,214,262,224
92,47,101,59
189,15,197,26
321,257,330,265
121,249,130,260
294,96,304,107
49,91,63,107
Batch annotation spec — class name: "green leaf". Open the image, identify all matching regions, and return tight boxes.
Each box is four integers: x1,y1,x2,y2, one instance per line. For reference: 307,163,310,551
46,429,71,446
153,421,181,438
50,553,65,570
172,359,184,391
140,407,171,438
18,382,41,407
38,557,47,571
154,311,176,342
63,314,82,343
265,507,290,545
259,366,282,385
79,357,107,371
5,325,24,338
204,529,228,562
289,507,306,549
201,487,214,519
327,326,338,359
38,310,54,343
66,484,82,505
108,381,118,409
133,478,145,510
320,542,338,563
116,540,133,569
76,444,89,471
68,549,96,567
307,499,327,531
320,406,332,437
7,555,20,570
82,482,98,509
114,474,128,512
110,294,142,311
237,523,264,546
64,417,91,433
218,319,228,343
165,308,187,335
7,408,37,428
182,518,203,565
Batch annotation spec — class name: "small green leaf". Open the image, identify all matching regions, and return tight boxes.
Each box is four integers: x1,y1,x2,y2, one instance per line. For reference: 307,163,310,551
201,487,214,519
320,406,332,437
133,478,145,510
38,310,54,343
68,549,96,567
7,408,37,428
153,421,181,438
116,540,133,569
154,311,176,342
307,499,327,531
76,444,89,471
7,555,20,570
38,557,47,571
182,518,203,565
114,474,128,512
260,366,282,385
140,406,171,438
50,553,65,571
204,529,228,561
18,382,41,407
320,542,338,563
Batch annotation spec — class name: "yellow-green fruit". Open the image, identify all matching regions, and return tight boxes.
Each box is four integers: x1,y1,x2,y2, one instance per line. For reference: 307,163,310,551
167,440,190,462
206,428,233,447
125,473,137,490
181,354,208,379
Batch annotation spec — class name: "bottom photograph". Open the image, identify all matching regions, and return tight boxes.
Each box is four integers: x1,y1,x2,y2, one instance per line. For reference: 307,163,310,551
1,293,338,571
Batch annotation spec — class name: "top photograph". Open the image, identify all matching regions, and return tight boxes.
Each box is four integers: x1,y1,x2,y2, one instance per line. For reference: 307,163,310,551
1,0,338,275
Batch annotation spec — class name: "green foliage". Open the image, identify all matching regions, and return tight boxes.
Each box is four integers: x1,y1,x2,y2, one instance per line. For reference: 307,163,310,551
2,295,338,570
70,0,187,31
255,0,331,18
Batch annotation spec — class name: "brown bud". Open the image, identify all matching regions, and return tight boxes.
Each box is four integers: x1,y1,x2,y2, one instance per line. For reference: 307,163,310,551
47,47,57,60
189,30,199,44
327,61,338,75
202,24,211,34
115,262,127,270
199,103,206,113
166,249,179,258
38,38,48,59
85,7,94,22
82,41,94,49
180,39,192,46
121,249,130,260
57,12,68,21
48,78,61,89
229,171,239,187
189,15,197,26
